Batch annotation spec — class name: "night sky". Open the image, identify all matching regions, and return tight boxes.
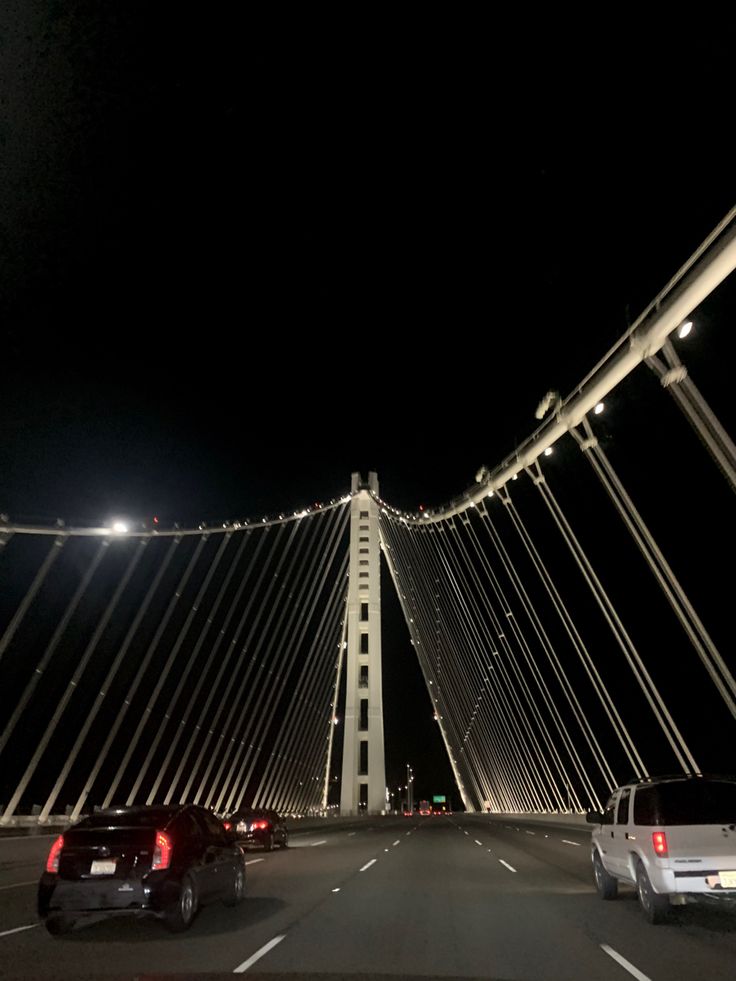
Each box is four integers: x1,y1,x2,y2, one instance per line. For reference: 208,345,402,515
2,9,735,807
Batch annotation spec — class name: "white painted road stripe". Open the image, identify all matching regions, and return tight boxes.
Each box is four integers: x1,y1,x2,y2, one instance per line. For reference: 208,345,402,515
600,944,652,981
499,859,517,872
475,840,483,846
392,840,400,846
244,858,263,866
347,832,356,837
310,840,327,847
562,839,581,847
464,831,469,835
233,935,286,973
359,859,377,872
525,830,535,835
0,923,38,939
332,887,340,893
0,881,35,891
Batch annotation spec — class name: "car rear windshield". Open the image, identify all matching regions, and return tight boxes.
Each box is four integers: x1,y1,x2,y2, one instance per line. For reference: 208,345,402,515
634,781,736,826
74,807,178,829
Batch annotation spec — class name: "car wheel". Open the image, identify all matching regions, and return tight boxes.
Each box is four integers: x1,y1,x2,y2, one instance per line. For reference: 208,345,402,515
264,832,274,852
223,862,246,907
593,851,618,900
44,914,76,936
636,859,669,924
164,875,198,932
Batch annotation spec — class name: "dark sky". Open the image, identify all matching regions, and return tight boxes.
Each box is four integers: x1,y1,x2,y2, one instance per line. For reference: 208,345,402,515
2,9,735,805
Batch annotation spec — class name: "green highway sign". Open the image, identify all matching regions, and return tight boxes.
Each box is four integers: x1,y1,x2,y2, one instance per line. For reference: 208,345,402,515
432,795,446,804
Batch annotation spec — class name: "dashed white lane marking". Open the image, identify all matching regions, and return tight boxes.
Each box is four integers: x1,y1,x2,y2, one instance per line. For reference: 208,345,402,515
392,840,400,846
347,832,356,837
359,859,377,872
525,830,535,835
384,848,389,852
233,934,286,973
464,831,469,835
0,881,35,891
332,888,340,893
244,858,264,866
0,924,38,939
474,840,483,846
499,859,517,873
405,831,411,836
310,840,327,847
561,839,581,847
600,944,652,981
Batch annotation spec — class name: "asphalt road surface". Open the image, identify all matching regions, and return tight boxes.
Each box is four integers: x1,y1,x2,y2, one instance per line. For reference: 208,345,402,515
1,815,735,980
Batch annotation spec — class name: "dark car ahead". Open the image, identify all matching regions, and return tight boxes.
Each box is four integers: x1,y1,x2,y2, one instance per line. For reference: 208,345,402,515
38,804,246,935
228,807,288,851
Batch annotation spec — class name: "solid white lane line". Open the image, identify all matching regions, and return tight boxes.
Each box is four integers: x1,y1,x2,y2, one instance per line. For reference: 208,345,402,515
474,840,483,846
310,840,327,847
244,858,264,866
0,924,38,939
233,935,286,973
600,944,652,981
359,859,377,872
0,881,35,891
561,839,581,847
392,840,400,846
499,859,517,872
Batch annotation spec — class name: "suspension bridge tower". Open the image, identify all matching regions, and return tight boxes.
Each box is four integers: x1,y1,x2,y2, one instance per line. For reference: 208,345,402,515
339,472,387,815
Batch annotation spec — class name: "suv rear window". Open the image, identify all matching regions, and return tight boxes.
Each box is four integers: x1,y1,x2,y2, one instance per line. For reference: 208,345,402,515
634,780,736,826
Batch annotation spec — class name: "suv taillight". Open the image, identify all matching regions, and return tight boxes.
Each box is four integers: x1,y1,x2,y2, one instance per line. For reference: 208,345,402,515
652,831,668,857
253,820,269,830
152,830,172,870
46,834,64,873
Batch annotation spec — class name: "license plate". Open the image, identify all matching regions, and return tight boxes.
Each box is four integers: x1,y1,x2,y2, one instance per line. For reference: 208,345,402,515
719,870,736,888
90,860,116,875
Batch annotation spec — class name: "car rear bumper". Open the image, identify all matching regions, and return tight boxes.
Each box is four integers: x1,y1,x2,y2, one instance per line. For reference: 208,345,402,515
38,872,174,917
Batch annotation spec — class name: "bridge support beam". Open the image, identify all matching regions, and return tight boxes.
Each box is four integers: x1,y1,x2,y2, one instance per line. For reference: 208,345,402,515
339,472,387,815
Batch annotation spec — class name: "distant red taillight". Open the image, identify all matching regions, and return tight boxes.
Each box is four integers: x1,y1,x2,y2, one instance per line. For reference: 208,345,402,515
253,820,269,830
152,830,173,870
46,834,64,874
652,831,668,857
223,821,232,831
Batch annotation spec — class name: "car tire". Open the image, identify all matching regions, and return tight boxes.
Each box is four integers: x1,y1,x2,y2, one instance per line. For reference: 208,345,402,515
264,832,274,852
164,875,198,932
636,859,669,924
223,862,246,907
44,914,76,936
593,851,618,900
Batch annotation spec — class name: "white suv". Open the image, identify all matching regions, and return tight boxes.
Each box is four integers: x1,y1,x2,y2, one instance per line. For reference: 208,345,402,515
587,775,736,923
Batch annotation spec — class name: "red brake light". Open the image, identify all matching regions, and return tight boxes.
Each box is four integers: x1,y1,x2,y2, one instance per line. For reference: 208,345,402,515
152,830,173,870
652,831,668,857
46,834,64,873
223,821,232,831
254,820,269,830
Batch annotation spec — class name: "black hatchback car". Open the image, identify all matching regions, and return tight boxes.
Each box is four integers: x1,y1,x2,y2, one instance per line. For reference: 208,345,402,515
38,804,246,934
227,807,288,851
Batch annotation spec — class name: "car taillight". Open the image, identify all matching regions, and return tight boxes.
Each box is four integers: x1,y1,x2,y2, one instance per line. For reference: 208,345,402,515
223,821,232,831
46,834,64,873
253,820,269,830
652,831,668,857
152,830,173,870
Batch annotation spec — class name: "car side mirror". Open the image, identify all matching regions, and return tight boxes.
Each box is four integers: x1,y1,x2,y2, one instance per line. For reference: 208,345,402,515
586,810,603,824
